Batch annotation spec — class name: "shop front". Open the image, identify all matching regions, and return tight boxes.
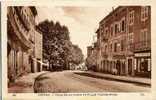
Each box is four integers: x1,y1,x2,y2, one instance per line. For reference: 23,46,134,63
113,54,126,75
134,52,151,78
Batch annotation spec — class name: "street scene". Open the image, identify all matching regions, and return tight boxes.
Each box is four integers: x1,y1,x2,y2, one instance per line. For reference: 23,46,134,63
7,6,151,93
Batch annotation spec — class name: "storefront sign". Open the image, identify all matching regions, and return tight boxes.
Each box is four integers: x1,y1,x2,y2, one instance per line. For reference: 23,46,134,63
135,52,151,57
113,55,126,59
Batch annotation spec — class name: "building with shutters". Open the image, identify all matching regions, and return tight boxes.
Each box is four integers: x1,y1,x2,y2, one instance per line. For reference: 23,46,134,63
7,6,43,82
93,6,151,77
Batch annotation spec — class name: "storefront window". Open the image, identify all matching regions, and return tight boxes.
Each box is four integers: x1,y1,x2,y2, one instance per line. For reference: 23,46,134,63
140,58,148,72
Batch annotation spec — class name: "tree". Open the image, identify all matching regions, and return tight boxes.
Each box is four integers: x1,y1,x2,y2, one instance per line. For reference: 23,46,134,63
37,19,83,71
65,43,84,70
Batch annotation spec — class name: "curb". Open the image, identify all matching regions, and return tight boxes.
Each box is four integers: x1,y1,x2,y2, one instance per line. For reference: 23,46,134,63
83,72,151,86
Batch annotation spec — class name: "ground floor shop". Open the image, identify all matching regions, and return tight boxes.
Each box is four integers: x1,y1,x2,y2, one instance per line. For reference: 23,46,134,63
97,54,127,75
96,52,151,78
100,59,127,75
134,52,151,78
97,54,137,76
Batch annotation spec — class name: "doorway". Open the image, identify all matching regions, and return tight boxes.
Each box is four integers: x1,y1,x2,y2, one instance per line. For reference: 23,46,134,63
128,59,132,75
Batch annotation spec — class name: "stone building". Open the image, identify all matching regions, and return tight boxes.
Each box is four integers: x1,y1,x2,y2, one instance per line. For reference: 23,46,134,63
94,6,151,77
33,28,43,72
133,6,151,77
86,43,98,71
7,6,42,82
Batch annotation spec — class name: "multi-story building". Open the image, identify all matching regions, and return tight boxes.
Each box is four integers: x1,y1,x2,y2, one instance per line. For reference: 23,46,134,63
86,43,98,71
133,6,151,77
7,6,42,82
33,28,43,72
87,46,93,57
94,6,151,77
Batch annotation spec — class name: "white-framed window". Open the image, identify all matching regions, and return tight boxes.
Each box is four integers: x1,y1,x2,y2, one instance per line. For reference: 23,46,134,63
141,6,149,21
129,10,134,25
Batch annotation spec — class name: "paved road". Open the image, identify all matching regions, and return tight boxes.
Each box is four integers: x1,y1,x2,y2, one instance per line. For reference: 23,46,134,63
33,70,150,93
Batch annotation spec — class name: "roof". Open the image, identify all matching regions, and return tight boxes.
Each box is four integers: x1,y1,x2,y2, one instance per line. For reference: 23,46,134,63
99,6,124,24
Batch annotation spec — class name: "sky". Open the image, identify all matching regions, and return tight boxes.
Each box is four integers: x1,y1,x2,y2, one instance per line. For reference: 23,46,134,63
36,6,113,58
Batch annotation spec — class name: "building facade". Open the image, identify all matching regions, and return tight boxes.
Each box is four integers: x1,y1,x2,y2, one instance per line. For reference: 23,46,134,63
33,29,43,72
86,43,98,71
7,6,42,82
93,6,151,78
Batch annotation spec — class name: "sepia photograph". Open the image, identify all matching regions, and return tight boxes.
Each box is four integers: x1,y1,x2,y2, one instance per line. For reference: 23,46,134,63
7,5,151,93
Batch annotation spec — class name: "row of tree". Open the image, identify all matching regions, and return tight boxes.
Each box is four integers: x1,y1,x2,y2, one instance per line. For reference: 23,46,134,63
37,20,84,71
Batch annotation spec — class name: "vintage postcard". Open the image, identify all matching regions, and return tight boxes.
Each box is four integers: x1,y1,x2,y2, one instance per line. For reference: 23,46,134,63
1,0,156,100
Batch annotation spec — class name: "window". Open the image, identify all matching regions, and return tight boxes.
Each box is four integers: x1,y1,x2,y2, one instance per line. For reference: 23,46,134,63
128,33,133,43
118,22,121,32
115,24,118,34
140,29,148,43
105,27,108,38
128,33,134,50
115,13,118,17
129,11,134,25
105,45,107,53
121,40,124,51
141,6,149,21
105,29,108,35
110,43,113,52
110,25,114,36
121,20,125,32
114,42,117,52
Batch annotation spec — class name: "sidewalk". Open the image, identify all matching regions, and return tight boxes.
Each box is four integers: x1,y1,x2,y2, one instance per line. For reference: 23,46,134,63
8,71,47,93
85,71,151,86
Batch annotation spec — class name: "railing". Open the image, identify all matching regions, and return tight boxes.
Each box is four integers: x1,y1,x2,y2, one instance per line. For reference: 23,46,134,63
132,40,151,52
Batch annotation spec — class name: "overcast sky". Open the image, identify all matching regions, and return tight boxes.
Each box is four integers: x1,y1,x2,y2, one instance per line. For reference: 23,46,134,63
36,6,113,57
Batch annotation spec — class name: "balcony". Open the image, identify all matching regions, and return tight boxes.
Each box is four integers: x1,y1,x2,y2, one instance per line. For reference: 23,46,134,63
133,40,151,52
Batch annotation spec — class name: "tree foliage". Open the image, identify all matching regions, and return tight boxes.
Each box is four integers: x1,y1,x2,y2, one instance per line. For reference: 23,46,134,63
37,20,83,71
67,44,84,65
